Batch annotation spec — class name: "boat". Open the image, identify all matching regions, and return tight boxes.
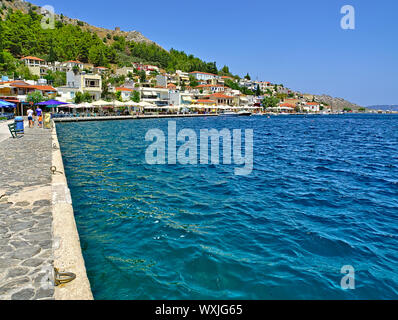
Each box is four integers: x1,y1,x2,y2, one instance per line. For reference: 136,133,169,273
237,111,252,116
220,111,239,117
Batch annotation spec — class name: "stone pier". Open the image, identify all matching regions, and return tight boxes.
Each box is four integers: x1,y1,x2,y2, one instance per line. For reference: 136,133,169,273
0,125,54,300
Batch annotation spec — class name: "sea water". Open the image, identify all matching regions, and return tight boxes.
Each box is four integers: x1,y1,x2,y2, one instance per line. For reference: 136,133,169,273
57,114,398,300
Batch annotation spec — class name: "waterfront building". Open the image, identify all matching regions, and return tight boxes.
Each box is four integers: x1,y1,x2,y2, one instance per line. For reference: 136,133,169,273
115,87,135,101
303,102,320,112
57,71,102,101
205,92,236,106
140,87,170,107
169,90,193,106
20,56,49,78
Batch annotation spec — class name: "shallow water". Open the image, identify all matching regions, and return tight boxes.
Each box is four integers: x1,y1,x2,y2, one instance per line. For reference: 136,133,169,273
57,114,398,300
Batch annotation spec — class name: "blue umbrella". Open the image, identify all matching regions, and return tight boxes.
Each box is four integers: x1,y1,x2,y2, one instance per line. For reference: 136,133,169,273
36,99,68,107
0,99,16,108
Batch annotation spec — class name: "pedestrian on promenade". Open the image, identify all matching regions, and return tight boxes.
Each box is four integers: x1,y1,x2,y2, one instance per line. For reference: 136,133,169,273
36,106,43,128
27,107,34,128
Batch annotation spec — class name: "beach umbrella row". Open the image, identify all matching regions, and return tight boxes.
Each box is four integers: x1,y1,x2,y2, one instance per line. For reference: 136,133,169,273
0,99,16,108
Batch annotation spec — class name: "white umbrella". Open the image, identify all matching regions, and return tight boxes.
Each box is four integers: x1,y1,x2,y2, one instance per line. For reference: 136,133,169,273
113,100,128,107
138,101,156,107
92,100,112,107
76,103,91,109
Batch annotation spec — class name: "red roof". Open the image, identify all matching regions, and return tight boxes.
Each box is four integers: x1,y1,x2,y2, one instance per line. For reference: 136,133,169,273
196,99,215,104
280,103,296,108
66,60,82,64
116,87,133,92
306,102,319,105
8,82,55,91
31,85,56,91
167,83,177,88
21,56,44,62
207,92,234,99
196,84,224,88
190,71,218,76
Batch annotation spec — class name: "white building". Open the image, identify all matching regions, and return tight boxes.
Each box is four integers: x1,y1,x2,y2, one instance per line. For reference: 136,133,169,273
115,87,135,101
58,71,102,101
169,90,193,106
303,102,320,112
189,71,220,82
140,87,170,106
20,56,49,78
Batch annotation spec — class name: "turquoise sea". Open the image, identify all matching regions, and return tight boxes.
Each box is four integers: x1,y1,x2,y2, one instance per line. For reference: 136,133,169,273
57,114,398,300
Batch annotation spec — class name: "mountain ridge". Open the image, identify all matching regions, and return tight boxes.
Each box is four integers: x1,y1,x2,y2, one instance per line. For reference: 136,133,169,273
0,0,161,48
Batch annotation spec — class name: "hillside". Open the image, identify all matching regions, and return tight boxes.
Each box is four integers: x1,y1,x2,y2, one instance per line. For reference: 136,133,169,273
313,94,364,111
0,0,160,47
0,0,364,109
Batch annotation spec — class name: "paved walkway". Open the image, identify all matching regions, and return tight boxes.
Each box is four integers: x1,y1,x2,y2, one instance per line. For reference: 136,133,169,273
0,125,54,300
0,120,15,143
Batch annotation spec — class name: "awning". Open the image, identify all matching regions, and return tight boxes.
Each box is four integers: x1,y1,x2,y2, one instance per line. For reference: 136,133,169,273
142,91,157,96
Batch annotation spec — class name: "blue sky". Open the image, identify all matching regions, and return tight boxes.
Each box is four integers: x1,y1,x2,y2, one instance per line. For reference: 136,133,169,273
31,0,398,106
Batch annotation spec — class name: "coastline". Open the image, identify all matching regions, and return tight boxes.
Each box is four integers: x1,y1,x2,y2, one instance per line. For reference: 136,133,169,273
53,113,219,123
51,123,93,300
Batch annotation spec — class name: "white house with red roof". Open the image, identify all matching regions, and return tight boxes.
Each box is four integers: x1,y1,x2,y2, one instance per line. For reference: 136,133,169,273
20,56,49,78
304,102,320,112
115,87,135,101
94,66,108,75
59,60,84,72
195,84,225,94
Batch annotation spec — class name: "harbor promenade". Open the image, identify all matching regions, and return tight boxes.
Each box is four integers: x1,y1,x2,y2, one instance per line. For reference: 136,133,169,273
0,123,54,300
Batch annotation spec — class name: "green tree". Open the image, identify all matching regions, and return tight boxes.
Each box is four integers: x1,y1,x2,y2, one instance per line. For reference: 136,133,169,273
0,51,17,75
255,85,262,96
138,70,146,82
26,91,44,104
276,93,288,101
219,65,232,77
44,70,66,87
262,96,279,110
0,19,3,53
131,90,140,103
244,73,251,80
115,90,122,102
189,75,199,88
47,38,57,62
72,65,80,75
74,91,83,104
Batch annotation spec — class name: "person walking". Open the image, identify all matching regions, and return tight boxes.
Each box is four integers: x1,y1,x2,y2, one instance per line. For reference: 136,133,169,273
36,106,43,128
27,107,34,128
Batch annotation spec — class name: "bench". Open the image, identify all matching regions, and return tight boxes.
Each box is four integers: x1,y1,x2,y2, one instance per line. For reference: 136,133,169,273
8,123,24,139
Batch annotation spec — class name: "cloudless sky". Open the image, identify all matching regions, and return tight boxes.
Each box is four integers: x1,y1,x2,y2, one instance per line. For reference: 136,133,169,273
31,0,398,106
